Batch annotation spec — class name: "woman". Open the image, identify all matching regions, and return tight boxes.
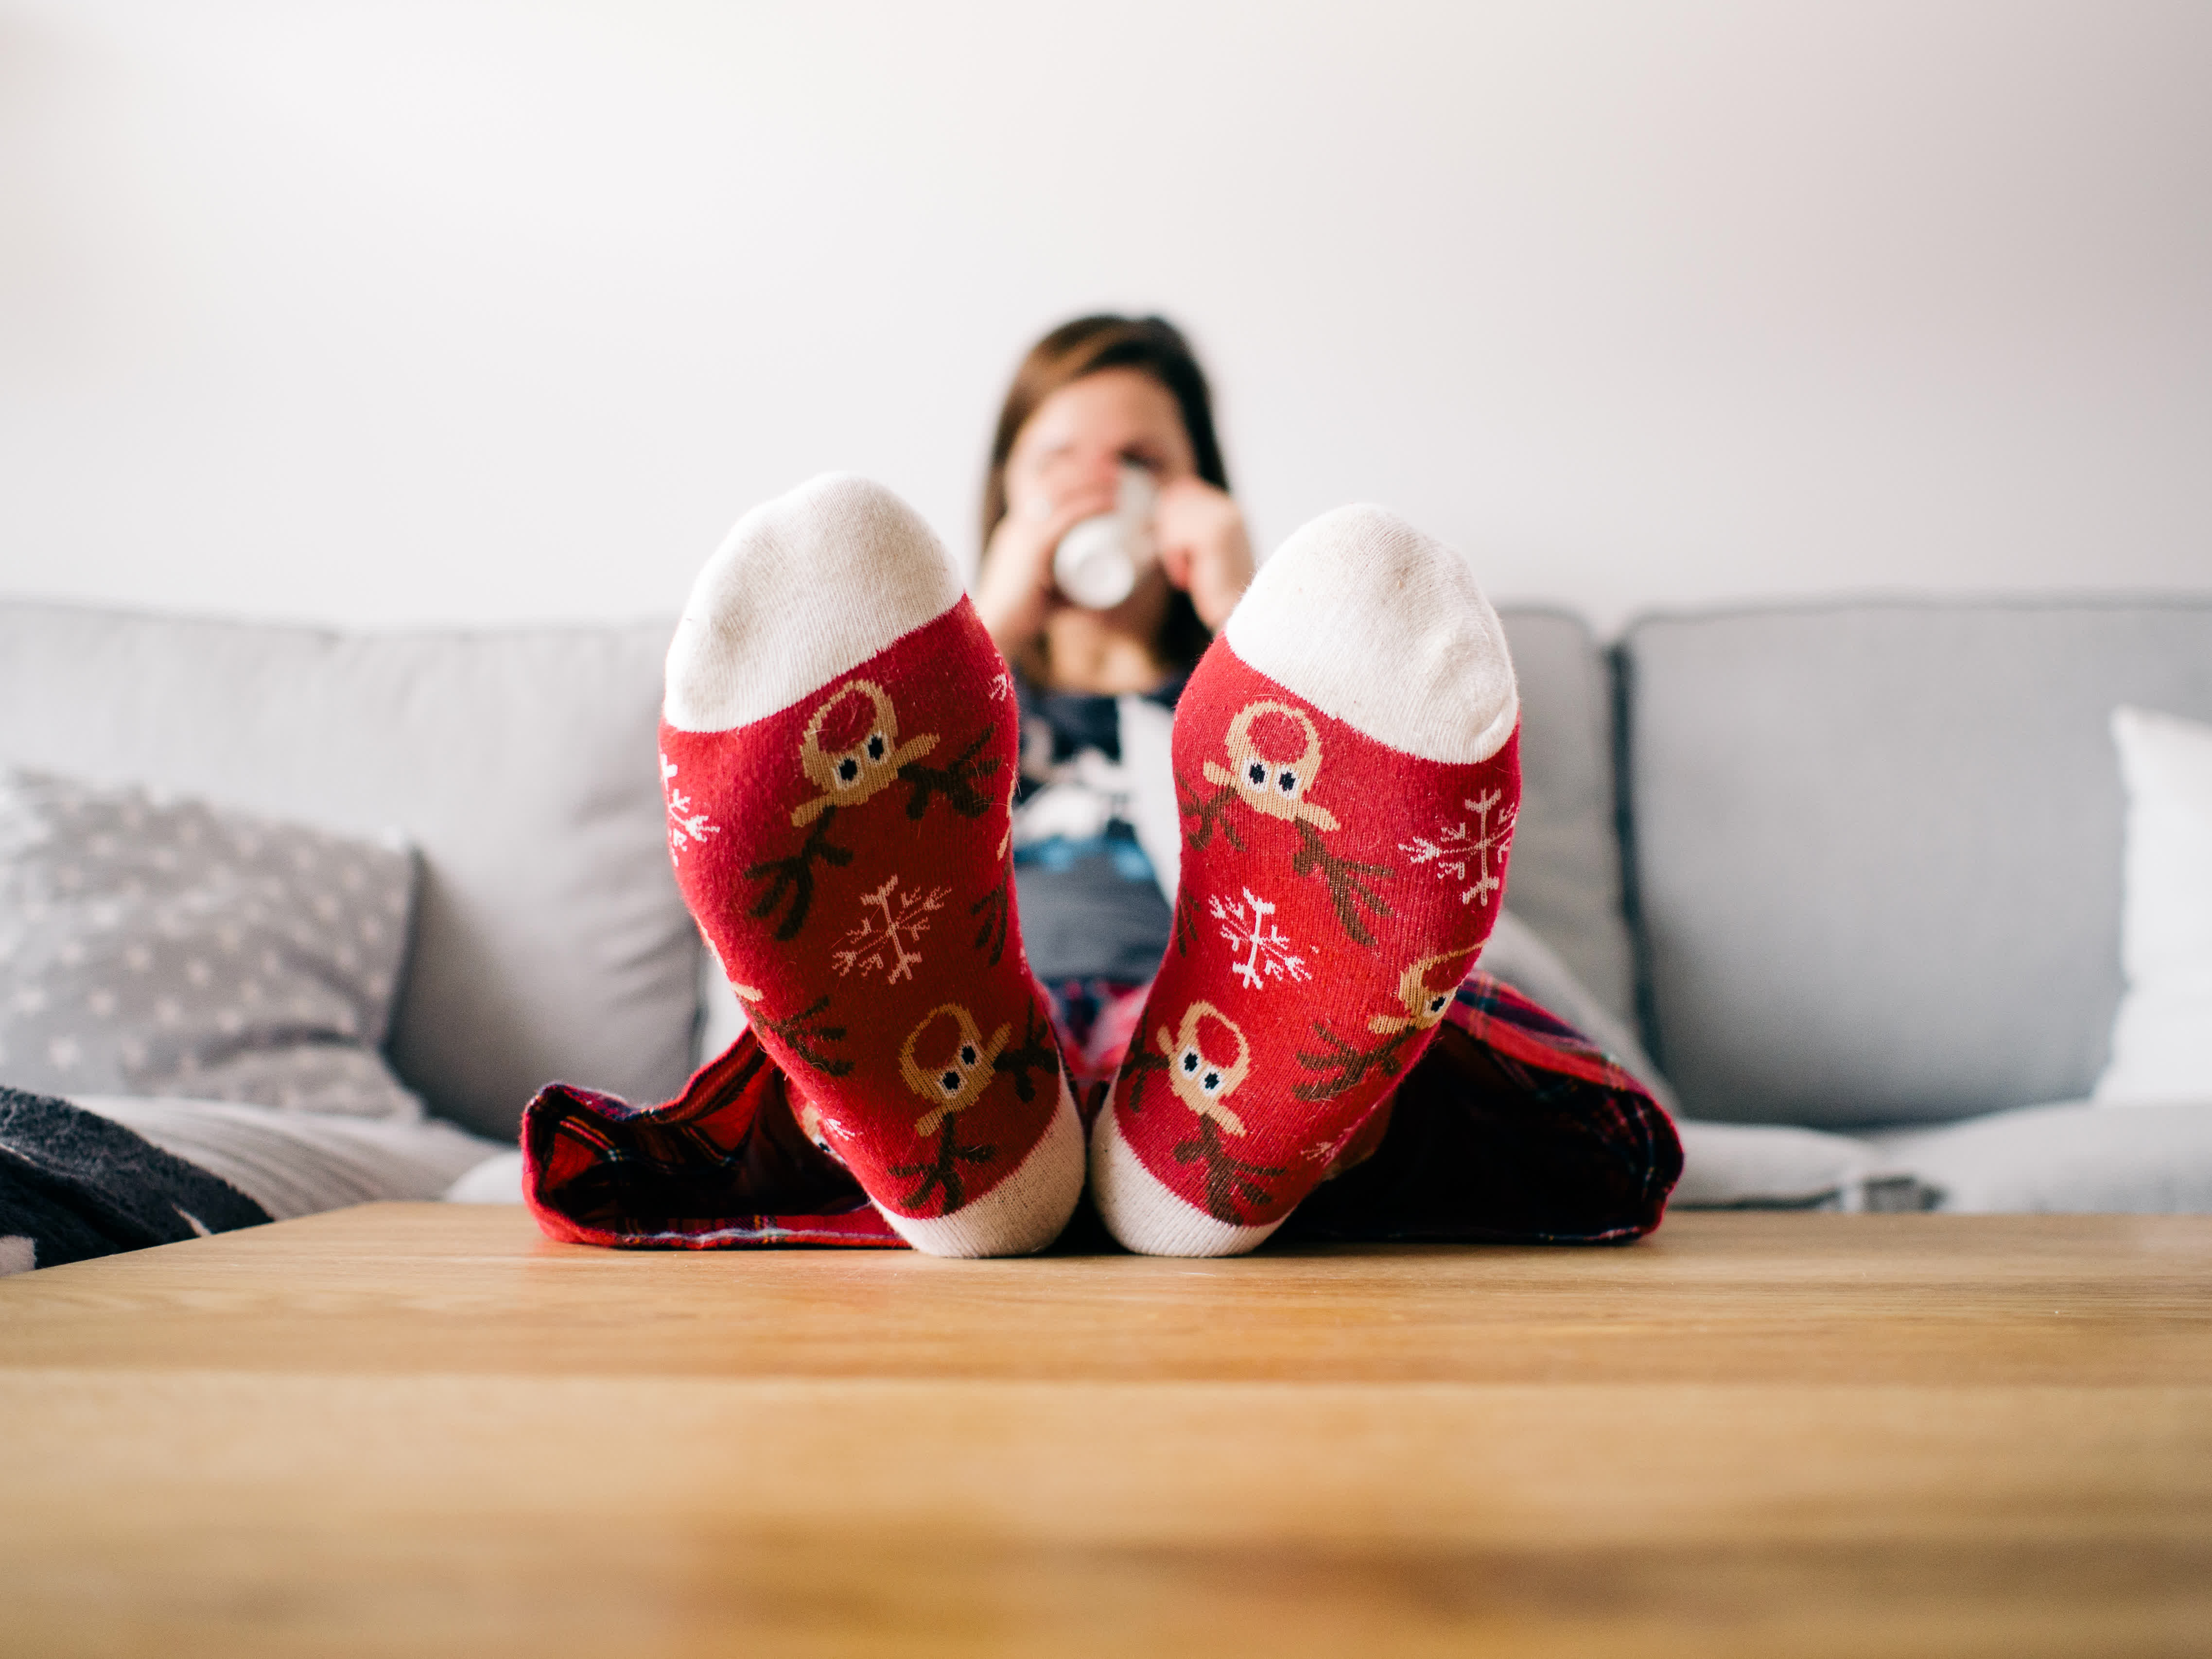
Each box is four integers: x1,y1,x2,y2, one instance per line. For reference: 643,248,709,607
974,314,1252,690
970,317,1254,1053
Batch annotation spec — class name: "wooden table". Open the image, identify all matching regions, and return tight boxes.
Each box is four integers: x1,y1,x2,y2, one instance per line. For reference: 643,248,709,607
2,1206,2208,1657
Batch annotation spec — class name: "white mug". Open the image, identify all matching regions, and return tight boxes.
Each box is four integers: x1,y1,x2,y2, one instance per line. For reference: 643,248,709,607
1052,466,1158,611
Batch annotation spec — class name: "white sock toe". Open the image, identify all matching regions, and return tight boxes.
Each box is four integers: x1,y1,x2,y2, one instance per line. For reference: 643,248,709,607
1224,504,1518,764
891,1072,1087,1257
664,473,963,734
1088,1106,1280,1257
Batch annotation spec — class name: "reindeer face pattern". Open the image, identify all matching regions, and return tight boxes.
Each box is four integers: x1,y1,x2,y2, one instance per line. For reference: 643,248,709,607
1367,949,1472,1036
1203,701,1340,831
899,1003,1011,1138
1154,1000,1254,1135
792,680,939,826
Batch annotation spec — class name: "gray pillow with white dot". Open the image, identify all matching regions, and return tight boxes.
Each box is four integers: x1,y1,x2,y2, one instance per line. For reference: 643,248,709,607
0,767,422,1119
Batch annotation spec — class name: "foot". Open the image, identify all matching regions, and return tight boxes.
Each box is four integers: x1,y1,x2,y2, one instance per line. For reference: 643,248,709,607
1089,505,1522,1255
661,474,1083,1256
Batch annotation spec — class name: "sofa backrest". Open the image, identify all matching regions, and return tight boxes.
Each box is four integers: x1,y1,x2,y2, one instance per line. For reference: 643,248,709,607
0,601,698,1138
1492,607,1637,1028
1621,599,2212,1126
0,594,1638,1139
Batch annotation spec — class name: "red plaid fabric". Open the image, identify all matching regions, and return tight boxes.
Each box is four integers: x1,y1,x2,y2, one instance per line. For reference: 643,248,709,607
522,969,1680,1250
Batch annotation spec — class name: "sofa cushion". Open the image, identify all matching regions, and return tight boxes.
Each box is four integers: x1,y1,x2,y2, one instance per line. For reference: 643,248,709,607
74,1095,505,1221
1868,1099,2212,1213
1622,599,2212,1125
1492,608,1635,1027
0,602,696,1138
1669,1119,1879,1210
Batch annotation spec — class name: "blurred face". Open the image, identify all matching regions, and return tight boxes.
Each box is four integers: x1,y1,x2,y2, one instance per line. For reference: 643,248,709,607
1001,367,1197,522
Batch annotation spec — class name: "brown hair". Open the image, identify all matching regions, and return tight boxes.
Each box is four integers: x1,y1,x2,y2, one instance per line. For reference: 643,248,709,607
980,314,1229,670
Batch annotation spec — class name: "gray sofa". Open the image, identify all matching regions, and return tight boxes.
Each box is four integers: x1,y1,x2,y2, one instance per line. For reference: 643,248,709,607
4,592,2209,1215
1526,599,2212,1210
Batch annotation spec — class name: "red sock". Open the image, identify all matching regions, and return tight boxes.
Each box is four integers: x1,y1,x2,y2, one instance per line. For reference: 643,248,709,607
661,474,1082,1256
1089,506,1522,1255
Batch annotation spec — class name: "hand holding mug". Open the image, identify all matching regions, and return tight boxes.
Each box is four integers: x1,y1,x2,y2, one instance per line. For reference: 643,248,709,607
1152,475,1254,632
1052,466,1159,610
975,475,1120,655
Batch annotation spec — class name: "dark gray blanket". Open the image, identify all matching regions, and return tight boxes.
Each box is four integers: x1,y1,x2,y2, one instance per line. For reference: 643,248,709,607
0,1086,269,1273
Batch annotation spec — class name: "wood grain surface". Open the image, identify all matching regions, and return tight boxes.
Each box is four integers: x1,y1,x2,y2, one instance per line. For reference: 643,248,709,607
3,1205,2208,1657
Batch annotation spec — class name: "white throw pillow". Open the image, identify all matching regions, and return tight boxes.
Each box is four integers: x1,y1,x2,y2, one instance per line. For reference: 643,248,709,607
2095,706,2212,1105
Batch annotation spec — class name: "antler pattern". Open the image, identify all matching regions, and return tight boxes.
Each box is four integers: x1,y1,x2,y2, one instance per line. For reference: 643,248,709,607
903,724,1002,821
992,1001,1061,1103
752,993,855,1077
1290,819,1391,945
1176,768,1246,853
1119,1044,1171,1115
744,809,854,941
1170,1116,1287,1223
1172,880,1203,958
891,1118,998,1215
1291,1018,1419,1101
969,860,1013,965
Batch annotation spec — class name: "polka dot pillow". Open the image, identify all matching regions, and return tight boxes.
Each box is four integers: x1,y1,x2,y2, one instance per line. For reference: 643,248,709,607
0,768,423,1118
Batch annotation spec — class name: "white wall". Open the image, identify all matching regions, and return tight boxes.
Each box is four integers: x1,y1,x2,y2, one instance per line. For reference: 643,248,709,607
2,0,2206,635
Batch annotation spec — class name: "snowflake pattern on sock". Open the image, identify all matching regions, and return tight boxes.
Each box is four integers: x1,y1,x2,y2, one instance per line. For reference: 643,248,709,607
1400,788,1516,908
832,875,949,985
661,754,721,861
1208,887,1311,990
